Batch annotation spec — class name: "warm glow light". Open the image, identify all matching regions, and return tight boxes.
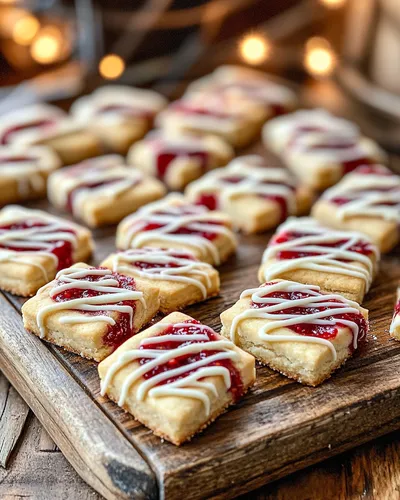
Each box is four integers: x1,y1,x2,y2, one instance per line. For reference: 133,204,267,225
99,54,125,79
304,37,336,77
319,0,346,8
30,26,63,64
12,14,39,45
239,34,270,66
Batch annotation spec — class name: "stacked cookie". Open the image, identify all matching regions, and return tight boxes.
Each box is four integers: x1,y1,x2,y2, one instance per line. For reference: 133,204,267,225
0,66,397,447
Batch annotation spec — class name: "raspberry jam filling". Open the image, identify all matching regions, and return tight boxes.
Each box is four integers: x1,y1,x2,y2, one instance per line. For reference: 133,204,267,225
0,156,36,164
96,104,153,120
136,206,223,241
251,285,367,345
0,221,75,270
196,175,295,221
272,230,373,260
138,320,244,401
66,177,127,212
172,101,232,120
53,269,137,350
132,251,196,270
156,150,208,179
1,119,55,145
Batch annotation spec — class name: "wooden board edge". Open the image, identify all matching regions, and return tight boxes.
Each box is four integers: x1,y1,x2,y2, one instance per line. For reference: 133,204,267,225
0,293,158,500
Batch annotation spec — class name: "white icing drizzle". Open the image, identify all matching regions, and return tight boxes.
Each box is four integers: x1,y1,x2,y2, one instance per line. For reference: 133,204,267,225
263,108,360,155
70,85,167,126
390,288,400,334
230,280,366,359
0,206,79,281
0,145,60,197
36,266,145,339
0,104,82,146
323,170,400,222
118,194,236,265
187,65,296,108
100,321,240,415
112,248,214,298
261,217,379,289
186,155,297,214
48,155,143,217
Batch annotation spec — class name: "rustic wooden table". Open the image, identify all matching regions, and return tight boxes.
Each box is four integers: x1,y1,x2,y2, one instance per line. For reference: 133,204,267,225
1,81,399,499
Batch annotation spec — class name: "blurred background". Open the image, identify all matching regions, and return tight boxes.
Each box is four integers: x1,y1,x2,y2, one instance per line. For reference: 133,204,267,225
0,0,399,150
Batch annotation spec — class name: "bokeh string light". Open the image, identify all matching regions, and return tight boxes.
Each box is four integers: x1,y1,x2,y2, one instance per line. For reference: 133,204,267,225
319,0,346,8
12,14,40,46
99,54,125,79
304,37,336,77
239,33,270,65
30,26,64,65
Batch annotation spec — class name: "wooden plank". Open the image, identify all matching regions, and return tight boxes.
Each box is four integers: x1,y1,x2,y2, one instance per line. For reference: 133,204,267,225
0,293,157,500
0,374,30,468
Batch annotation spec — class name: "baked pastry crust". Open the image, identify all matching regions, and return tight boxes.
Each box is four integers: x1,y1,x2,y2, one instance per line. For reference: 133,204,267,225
127,130,234,190
101,248,220,313
47,155,166,227
220,279,368,386
185,154,314,233
0,144,61,206
390,287,400,341
98,311,255,445
116,193,237,266
0,103,102,165
22,263,160,361
258,217,379,304
186,65,298,117
0,205,93,296
312,165,400,253
70,85,168,154
262,109,386,189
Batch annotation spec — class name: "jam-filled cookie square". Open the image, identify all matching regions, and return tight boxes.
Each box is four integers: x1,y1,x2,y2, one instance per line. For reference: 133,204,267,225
116,194,237,266
0,145,61,206
47,155,166,228
22,263,160,361
0,206,93,296
70,85,168,154
101,248,220,314
312,165,400,253
98,311,255,445
185,155,313,233
263,109,386,190
258,217,379,304
127,130,233,191
220,280,368,386
0,103,102,166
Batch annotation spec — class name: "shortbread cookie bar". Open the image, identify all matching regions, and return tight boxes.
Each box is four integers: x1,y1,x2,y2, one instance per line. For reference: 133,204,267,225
22,263,160,361
258,217,379,303
71,85,168,154
263,109,386,189
116,194,237,266
102,247,219,313
390,287,400,340
185,155,313,233
127,130,233,190
0,104,102,165
220,280,368,386
312,165,400,253
0,144,61,206
155,92,264,148
47,155,166,227
0,206,93,296
98,311,255,445
186,65,297,118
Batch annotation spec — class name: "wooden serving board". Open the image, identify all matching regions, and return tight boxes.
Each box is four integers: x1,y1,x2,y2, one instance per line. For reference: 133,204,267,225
0,156,400,500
